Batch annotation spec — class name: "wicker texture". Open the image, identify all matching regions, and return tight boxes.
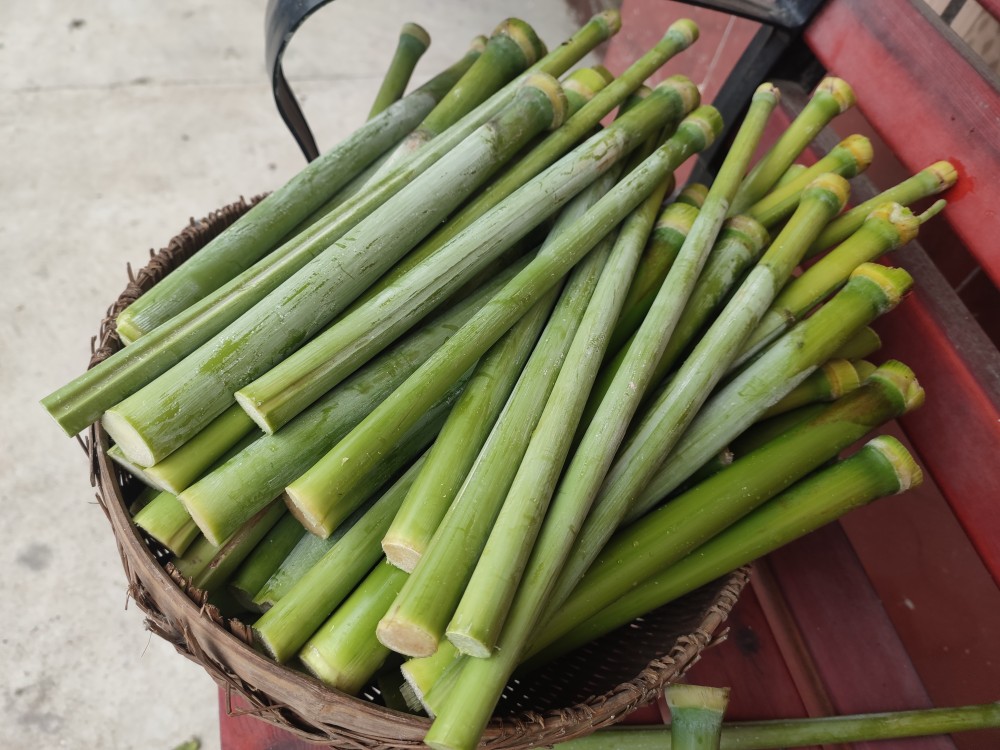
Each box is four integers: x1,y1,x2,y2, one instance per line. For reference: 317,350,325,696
85,198,750,749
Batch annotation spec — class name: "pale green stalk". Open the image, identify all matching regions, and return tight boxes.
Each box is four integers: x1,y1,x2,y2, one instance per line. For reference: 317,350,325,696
534,437,921,665
376,172,622,657
285,105,717,542
177,268,513,547
729,77,855,214
831,325,881,361
808,161,957,257
446,163,672,658
759,358,861,418
229,513,305,611
133,490,200,556
667,685,730,750
299,560,406,694
774,163,808,189
107,444,161,489
104,76,566,465
735,200,942,368
254,459,425,662
630,264,914,517
556,702,1000,749
368,23,431,119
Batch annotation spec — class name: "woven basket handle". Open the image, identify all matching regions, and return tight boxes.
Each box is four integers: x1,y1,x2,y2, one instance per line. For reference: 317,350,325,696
264,0,336,162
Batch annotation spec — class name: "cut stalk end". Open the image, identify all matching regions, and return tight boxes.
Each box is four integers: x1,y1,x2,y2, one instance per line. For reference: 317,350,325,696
563,68,609,102
867,201,921,246
822,358,861,398
867,359,925,413
840,133,874,172
666,683,731,713
596,9,623,35
804,172,851,213
658,202,701,234
815,76,856,113
659,74,701,115
400,22,431,50
753,82,781,106
853,359,877,381
668,18,700,48
101,409,158,467
233,389,277,435
521,72,569,130
927,160,958,190
851,263,914,310
724,214,769,252
376,617,440,658
675,182,709,208
496,18,546,65
446,629,493,659
382,536,422,573
468,35,488,54
283,489,332,539
682,105,724,149
868,435,924,492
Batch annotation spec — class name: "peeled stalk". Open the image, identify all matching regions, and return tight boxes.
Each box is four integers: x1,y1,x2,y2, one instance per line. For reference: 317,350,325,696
368,23,431,119
177,269,512,547
377,173,621,657
759,358,861,418
528,361,923,656
729,77,855,214
535,436,922,664
559,703,1000,749
631,263,914,517
561,66,615,113
736,200,941,368
382,291,554,572
831,325,881,361
107,444,160,489
143,405,256,494
287,104,717,546
808,160,957,256
104,76,566,465
667,685,730,750
133,490,200,556
446,162,672,658
774,163,808,189
299,560,406,693
229,513,305,610
744,134,872,228
254,459,425,663
107,52,480,347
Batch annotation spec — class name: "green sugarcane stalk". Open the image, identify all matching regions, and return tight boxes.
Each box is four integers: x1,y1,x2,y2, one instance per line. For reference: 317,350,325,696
41,13,617,440
446,161,673,659
126,486,158,515
729,77,855,215
527,361,922,657
133,490,200,556
598,213,770,414
371,19,547,178
108,51,481,347
285,104,717,543
344,23,701,316
675,182,709,207
533,436,921,666
562,66,615,113
107,444,161,489
556,703,1000,749
171,500,285,592
832,325,881,361
774,163,808,189
605,201,700,357
548,171,846,618
286,381,458,538
421,95,776,750
368,23,431,119
759,358,861,418
745,134,872,228
630,263,914,518
736,200,942,368
382,289,555,572
104,76,566,465
667,685,730,750
254,458,425,663
229,513,305,611
299,559,406,694
143,405,256,494
808,160,957,257
376,173,621,658
177,267,512,547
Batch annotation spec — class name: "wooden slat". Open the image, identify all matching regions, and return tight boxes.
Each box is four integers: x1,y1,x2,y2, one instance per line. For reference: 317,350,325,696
805,0,1000,287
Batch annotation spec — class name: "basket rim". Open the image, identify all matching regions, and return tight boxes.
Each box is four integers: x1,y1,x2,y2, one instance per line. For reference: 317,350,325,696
84,196,750,749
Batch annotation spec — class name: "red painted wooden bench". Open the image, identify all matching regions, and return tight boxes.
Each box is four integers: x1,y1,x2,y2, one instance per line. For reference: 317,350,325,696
220,1,1000,747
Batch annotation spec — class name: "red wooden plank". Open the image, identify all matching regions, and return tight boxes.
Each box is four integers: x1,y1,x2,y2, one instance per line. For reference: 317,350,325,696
805,0,1000,288
220,690,312,749
768,523,956,750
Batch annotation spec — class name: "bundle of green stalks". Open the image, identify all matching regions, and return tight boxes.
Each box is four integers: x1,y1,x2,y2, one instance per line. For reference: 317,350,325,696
43,11,964,750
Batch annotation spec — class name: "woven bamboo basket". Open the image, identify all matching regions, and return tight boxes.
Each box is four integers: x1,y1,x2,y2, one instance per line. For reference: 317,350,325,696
85,196,750,749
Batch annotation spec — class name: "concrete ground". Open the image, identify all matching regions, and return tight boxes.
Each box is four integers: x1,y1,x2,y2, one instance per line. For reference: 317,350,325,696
1,2,597,748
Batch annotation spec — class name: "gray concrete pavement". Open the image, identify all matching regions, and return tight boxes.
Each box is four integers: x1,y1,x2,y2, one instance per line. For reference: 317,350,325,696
1,2,594,748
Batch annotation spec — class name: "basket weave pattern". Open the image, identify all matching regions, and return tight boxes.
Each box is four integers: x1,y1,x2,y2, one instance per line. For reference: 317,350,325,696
85,198,750,749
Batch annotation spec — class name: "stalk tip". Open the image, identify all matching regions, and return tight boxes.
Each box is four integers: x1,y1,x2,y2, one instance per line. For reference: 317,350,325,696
724,214,770,252
468,35,488,54
754,82,781,105
376,616,440,658
666,683,731,712
382,537,421,573
659,74,701,115
805,172,851,213
657,202,700,235
927,160,959,190
822,359,861,398
495,18,547,66
867,202,921,246
840,134,873,173
853,359,877,381
563,67,609,103
682,105,724,148
590,64,615,85
400,23,431,49
675,182,708,208
521,72,569,129
595,9,623,36
868,360,925,414
851,263,914,310
668,19,700,47
815,76,856,113
867,435,924,492
102,409,157,468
